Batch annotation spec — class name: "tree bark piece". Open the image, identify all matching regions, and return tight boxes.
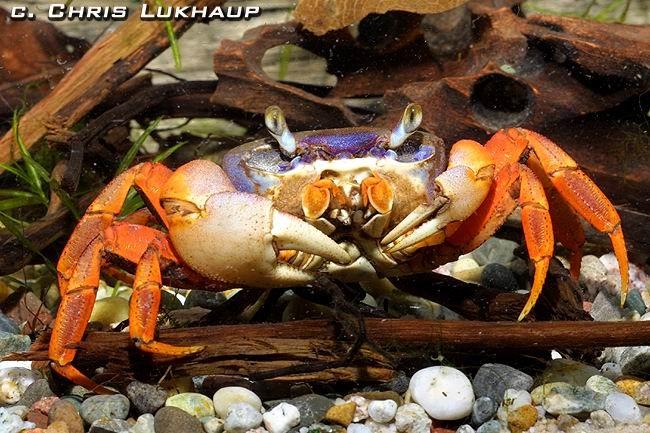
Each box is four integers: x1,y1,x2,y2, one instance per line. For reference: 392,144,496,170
0,0,226,169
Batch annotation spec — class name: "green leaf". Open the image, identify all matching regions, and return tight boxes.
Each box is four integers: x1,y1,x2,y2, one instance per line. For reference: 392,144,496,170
0,162,31,185
119,189,145,218
12,112,50,202
0,189,38,199
152,141,186,163
116,117,161,175
49,179,81,219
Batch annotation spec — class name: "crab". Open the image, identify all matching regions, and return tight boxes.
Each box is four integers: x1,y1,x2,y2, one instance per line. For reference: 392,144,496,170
49,104,629,392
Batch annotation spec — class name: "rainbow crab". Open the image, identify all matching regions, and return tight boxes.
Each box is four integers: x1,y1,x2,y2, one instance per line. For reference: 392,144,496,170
50,104,628,391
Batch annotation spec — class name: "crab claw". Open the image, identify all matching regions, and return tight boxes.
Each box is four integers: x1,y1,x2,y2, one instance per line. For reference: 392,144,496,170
382,140,494,254
167,190,350,287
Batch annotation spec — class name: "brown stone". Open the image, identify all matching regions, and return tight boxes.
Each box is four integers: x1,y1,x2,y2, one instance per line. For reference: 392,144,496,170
323,401,357,426
507,404,538,433
49,399,84,433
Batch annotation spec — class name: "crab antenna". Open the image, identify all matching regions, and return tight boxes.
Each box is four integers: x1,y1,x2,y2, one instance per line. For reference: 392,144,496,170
389,103,423,149
265,106,297,157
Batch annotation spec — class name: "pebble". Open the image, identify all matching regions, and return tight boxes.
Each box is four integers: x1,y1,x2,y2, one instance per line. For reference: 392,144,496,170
130,413,155,433
347,391,403,407
635,381,650,405
80,394,130,424
166,392,215,418
0,331,31,357
17,379,54,408
154,406,204,433
625,288,647,315
589,409,615,428
184,289,226,309
604,392,641,424
421,5,471,57
475,420,501,433
394,403,431,433
0,312,20,334
451,258,482,283
89,296,130,326
284,394,333,428
28,396,58,428
471,397,497,426
0,367,40,404
348,423,372,433
367,400,397,423
480,263,519,292
507,405,537,433
263,402,301,433
0,406,36,433
471,238,518,266
364,420,397,433
600,362,623,380
346,396,368,422
590,291,623,321
409,366,474,420
202,416,225,433
615,376,643,397
472,364,533,404
324,402,356,426
48,399,83,433
618,346,650,376
539,359,600,387
541,384,605,415
213,386,262,418
585,375,619,395
580,255,616,296
126,381,167,415
224,402,263,433
88,418,132,433
556,414,579,430
456,425,475,433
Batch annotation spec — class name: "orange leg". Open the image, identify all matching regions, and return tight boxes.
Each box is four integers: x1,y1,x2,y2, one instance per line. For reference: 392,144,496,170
513,129,629,303
130,243,204,356
50,163,176,392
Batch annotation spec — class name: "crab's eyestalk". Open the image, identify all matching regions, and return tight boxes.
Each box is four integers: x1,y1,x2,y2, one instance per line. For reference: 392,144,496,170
265,106,297,157
389,103,422,149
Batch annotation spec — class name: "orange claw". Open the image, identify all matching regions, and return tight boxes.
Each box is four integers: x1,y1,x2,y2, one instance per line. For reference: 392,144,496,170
516,128,629,305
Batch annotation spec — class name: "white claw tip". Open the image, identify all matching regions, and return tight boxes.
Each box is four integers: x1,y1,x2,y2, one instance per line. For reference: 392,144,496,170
265,106,297,156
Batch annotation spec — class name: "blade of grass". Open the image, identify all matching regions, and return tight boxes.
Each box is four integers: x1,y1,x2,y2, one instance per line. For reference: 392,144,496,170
116,117,161,175
0,189,38,199
12,112,50,203
0,196,44,211
119,189,145,218
0,162,31,185
278,44,293,81
0,211,56,273
152,141,186,163
155,0,182,71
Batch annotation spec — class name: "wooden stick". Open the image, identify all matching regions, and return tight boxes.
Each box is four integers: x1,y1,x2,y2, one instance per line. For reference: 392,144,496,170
0,0,226,170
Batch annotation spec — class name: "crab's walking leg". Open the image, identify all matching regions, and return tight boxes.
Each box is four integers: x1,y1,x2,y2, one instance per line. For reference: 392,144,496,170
130,244,204,356
50,163,173,392
518,167,554,320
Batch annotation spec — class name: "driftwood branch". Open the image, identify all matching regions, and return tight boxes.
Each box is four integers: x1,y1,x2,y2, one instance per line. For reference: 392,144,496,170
0,0,226,169
9,319,650,393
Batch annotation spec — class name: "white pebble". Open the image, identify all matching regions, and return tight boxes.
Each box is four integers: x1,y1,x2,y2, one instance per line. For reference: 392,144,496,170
605,392,641,424
590,410,615,428
130,413,154,433
456,425,476,433
262,403,301,433
600,363,622,380
348,423,372,433
0,367,39,404
394,403,431,433
0,406,35,433
347,395,369,422
364,420,397,433
202,417,225,433
213,387,263,419
224,403,263,433
408,366,474,420
368,400,398,423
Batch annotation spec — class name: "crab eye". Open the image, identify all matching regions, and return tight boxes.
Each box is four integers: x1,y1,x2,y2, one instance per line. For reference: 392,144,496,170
389,103,422,149
265,106,297,157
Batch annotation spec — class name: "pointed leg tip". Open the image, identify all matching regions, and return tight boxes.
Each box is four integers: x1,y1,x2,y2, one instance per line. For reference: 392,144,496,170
51,363,116,395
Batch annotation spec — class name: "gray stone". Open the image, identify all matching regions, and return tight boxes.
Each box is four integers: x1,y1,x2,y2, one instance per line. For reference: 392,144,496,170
184,290,226,310
456,425,476,433
421,5,471,57
472,363,533,404
0,313,20,334
585,375,619,395
0,331,30,357
471,238,518,267
600,362,622,380
624,289,647,315
88,418,131,433
161,290,183,311
618,346,650,376
224,402,262,433
131,413,155,433
126,380,167,414
385,371,410,394
154,406,203,433
580,255,615,296
471,397,497,426
283,394,333,429
542,385,605,415
80,394,130,424
475,420,501,433
539,359,600,387
590,410,615,428
480,264,519,292
17,379,54,407
590,291,623,321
